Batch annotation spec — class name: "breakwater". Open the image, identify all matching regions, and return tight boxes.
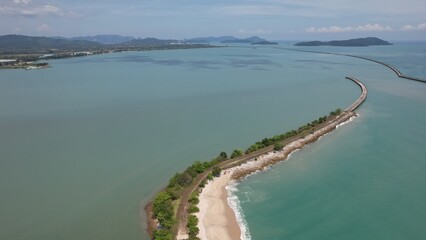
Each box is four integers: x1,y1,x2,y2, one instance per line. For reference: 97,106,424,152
164,76,368,239
229,76,366,180
275,47,426,83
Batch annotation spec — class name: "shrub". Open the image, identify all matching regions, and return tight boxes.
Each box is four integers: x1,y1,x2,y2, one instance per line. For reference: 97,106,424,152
212,166,221,177
230,149,243,159
187,215,199,238
217,151,228,161
189,205,199,213
273,142,284,151
153,229,173,240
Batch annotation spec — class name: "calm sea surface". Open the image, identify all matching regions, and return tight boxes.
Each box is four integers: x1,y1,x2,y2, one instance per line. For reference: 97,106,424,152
0,44,425,240
236,44,426,240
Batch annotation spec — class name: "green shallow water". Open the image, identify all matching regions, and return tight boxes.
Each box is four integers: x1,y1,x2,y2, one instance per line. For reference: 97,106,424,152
0,45,425,240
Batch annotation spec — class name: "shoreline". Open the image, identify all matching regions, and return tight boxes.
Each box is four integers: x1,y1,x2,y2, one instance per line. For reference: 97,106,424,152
230,111,356,180
195,171,241,240
195,112,358,239
147,77,367,239
193,77,366,239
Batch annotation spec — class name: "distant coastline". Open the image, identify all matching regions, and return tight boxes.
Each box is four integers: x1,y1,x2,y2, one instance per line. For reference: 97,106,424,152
251,40,278,45
0,34,220,70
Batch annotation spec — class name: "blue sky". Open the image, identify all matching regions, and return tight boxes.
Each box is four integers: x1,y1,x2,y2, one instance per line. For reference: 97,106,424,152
1,0,425,40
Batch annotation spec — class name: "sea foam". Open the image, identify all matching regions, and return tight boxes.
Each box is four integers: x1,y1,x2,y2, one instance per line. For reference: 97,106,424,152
226,180,252,240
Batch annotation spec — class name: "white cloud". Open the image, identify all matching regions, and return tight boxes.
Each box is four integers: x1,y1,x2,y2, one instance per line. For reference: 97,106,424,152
269,0,426,17
36,23,50,32
20,4,63,17
13,0,31,4
306,24,393,33
0,1,77,18
401,23,426,31
237,28,272,35
220,5,280,16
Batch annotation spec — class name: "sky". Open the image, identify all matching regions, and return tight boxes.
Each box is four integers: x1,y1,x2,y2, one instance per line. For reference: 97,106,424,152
1,0,426,40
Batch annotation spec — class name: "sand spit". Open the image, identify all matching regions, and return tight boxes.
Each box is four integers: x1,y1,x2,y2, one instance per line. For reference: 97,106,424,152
195,112,357,240
157,77,366,240
231,112,356,180
195,171,241,240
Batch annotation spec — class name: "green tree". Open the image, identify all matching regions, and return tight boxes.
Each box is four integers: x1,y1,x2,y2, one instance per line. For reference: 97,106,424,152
189,204,199,213
189,192,199,205
230,149,243,159
152,192,173,223
273,142,284,151
187,215,199,238
212,166,221,177
153,229,173,240
199,179,207,188
176,172,193,187
165,185,181,200
330,108,342,116
185,166,198,178
192,161,205,173
217,151,228,161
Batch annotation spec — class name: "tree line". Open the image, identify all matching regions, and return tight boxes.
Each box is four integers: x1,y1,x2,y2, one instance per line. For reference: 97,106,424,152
150,108,342,239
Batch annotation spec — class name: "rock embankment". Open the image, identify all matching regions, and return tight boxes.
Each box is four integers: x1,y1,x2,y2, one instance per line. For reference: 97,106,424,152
231,112,356,180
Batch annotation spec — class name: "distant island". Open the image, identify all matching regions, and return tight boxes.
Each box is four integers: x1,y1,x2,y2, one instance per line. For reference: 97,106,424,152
221,36,265,43
251,40,278,45
294,37,392,47
186,36,268,44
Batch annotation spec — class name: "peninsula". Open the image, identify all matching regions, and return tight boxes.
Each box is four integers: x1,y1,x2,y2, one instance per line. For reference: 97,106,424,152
294,37,392,47
147,77,367,240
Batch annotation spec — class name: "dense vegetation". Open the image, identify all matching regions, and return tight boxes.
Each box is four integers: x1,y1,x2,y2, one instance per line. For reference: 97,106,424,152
294,37,392,47
152,152,227,240
244,109,341,154
151,108,343,239
230,149,243,159
0,35,215,56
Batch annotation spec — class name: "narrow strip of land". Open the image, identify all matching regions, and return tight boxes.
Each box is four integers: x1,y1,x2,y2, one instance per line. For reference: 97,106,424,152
274,47,426,83
172,76,367,239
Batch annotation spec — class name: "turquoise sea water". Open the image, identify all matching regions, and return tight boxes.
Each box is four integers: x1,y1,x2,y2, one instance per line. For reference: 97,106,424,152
0,44,425,240
235,45,426,240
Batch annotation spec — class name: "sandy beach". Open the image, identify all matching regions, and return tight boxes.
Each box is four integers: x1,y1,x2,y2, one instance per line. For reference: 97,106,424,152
153,77,366,240
195,112,358,240
196,170,241,240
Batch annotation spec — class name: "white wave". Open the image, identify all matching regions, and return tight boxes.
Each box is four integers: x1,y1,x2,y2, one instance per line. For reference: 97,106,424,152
336,114,357,128
286,148,300,160
226,180,252,240
222,113,360,240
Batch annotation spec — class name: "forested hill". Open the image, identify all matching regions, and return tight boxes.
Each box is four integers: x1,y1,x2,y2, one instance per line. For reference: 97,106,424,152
0,35,103,53
0,35,207,54
294,37,392,47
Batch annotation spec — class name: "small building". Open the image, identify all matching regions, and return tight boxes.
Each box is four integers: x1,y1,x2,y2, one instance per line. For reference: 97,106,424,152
71,51,93,56
0,59,17,66
39,54,54,59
